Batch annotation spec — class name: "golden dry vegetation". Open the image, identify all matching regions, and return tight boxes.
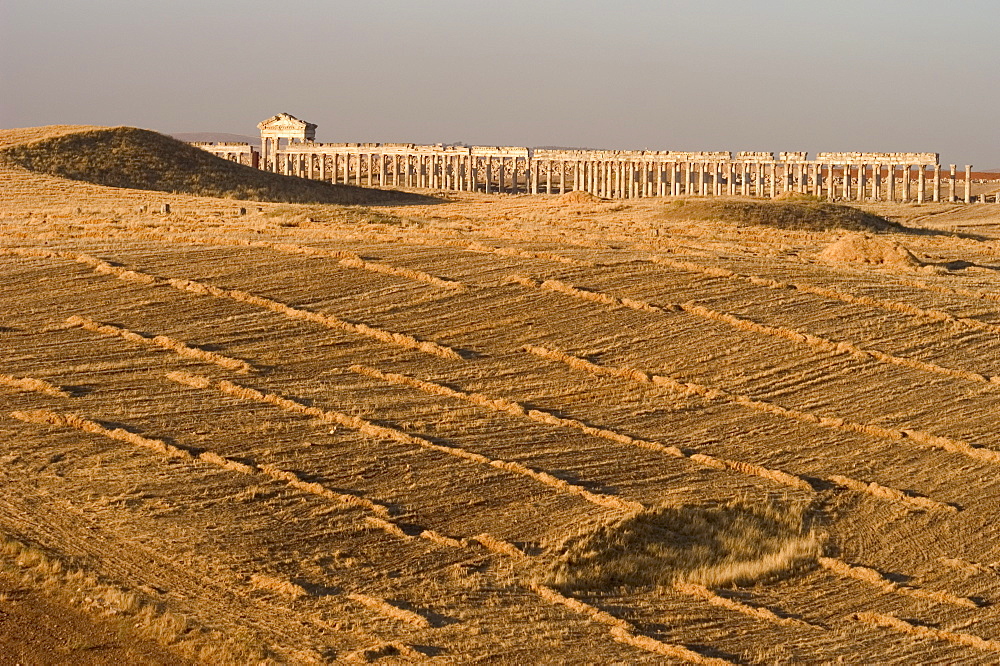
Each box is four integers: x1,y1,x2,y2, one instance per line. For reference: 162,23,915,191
3,125,1000,663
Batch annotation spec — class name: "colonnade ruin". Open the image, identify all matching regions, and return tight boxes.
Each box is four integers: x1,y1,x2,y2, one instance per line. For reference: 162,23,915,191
189,113,997,203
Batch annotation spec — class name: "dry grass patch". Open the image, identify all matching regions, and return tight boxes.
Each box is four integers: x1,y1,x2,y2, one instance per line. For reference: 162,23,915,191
546,501,820,591
661,198,900,232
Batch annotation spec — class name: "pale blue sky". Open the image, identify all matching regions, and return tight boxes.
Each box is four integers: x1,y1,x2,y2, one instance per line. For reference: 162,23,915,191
2,0,997,166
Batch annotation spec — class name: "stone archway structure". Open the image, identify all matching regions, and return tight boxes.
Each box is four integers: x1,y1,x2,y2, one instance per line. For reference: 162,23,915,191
258,112,317,173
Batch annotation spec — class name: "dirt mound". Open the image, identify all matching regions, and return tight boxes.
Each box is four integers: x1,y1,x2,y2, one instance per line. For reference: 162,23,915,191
661,199,901,232
818,234,924,268
546,501,819,590
0,126,435,206
558,190,602,203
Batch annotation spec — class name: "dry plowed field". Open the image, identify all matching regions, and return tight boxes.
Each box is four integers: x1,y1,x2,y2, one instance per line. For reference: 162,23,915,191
3,128,1000,663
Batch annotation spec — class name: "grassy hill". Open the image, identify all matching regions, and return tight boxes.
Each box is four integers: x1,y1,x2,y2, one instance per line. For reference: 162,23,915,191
660,197,901,232
0,126,434,206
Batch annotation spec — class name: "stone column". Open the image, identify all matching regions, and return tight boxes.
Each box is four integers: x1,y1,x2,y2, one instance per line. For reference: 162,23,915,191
484,156,492,194
739,162,748,196
531,157,539,195
512,157,519,194
948,164,956,202
933,164,941,202
768,163,776,198
872,165,881,201
965,165,972,203
544,160,551,195
856,164,866,201
901,166,910,203
378,153,386,186
917,166,926,204
842,164,851,200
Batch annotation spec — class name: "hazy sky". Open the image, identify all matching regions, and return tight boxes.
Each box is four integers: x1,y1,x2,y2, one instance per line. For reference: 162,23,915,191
2,0,998,166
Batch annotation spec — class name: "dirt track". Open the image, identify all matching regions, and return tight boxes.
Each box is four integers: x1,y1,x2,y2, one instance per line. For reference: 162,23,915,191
3,140,1000,662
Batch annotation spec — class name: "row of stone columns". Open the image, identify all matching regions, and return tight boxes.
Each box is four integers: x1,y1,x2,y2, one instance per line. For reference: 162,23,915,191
279,152,534,193
269,150,984,203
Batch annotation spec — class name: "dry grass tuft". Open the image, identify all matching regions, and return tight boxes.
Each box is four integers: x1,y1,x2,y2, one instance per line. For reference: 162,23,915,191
547,501,819,591
0,533,272,662
660,198,900,232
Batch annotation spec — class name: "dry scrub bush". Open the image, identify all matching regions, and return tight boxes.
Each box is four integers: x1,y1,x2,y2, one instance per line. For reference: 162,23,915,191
854,612,1000,653
170,371,638,512
346,593,432,628
66,315,254,373
818,557,977,608
0,373,70,398
547,501,820,591
672,581,819,629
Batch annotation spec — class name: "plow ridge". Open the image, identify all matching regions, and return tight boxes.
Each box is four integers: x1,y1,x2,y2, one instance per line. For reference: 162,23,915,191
166,371,640,513
526,344,993,461
66,315,254,373
853,612,1000,653
0,373,71,398
818,557,978,608
673,581,821,630
525,345,964,510
349,363,815,494
8,408,396,521
531,583,733,664
347,593,433,628
649,255,1000,336
826,475,956,513
515,275,994,386
0,247,462,361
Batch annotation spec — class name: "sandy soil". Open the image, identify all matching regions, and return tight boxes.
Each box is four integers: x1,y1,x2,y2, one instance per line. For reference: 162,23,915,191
2,133,1000,662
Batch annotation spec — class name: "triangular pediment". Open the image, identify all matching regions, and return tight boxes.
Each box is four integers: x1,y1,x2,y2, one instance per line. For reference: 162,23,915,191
257,113,316,132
